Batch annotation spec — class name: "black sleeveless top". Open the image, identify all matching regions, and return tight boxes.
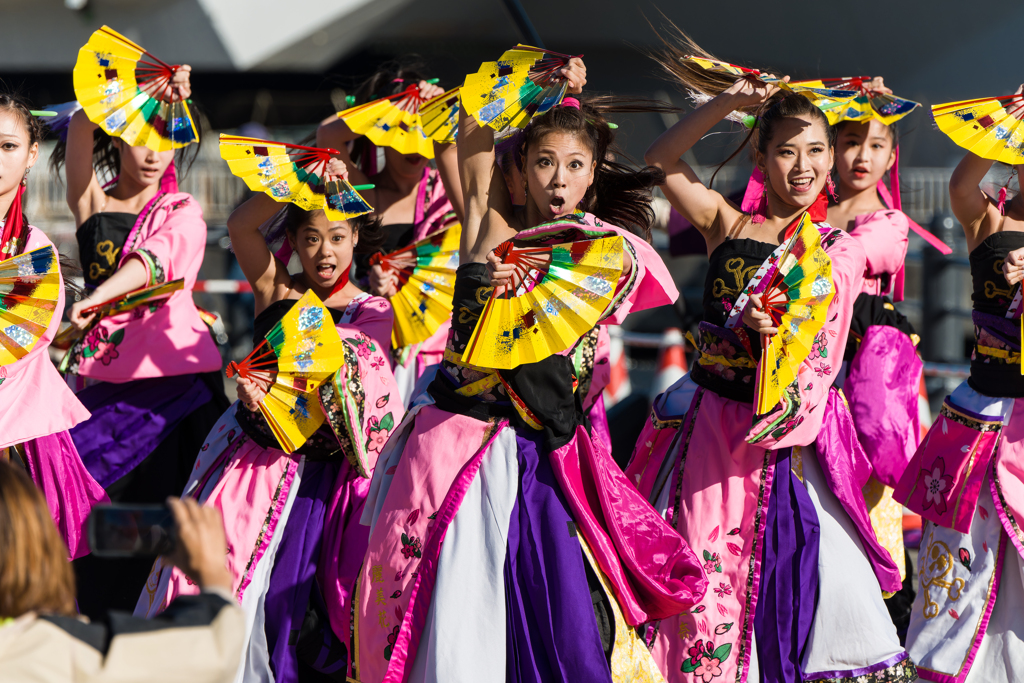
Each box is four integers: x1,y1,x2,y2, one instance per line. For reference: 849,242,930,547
690,238,776,403
76,212,135,288
968,231,1024,396
235,298,347,460
428,263,580,449
970,231,1024,317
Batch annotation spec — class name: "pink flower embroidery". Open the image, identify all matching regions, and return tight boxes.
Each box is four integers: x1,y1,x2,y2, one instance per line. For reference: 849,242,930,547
694,655,723,682
814,362,831,378
687,640,706,666
703,552,722,574
707,340,736,359
371,356,385,370
367,427,390,453
921,458,955,515
713,582,732,598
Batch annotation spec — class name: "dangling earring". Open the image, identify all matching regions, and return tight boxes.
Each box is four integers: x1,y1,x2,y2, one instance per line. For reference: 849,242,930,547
826,173,837,201
752,185,768,224
21,167,30,187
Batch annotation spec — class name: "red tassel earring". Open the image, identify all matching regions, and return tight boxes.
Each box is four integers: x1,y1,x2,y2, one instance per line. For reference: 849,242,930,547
826,173,838,201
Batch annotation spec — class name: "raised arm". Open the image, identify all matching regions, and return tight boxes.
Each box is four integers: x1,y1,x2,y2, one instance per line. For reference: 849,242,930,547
948,151,997,247
434,141,464,222
64,109,106,227
456,101,515,263
645,77,781,248
226,193,296,315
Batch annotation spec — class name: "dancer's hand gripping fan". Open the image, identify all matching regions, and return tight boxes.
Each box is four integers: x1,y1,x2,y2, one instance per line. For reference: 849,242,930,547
53,279,185,354
0,246,59,366
754,214,835,416
932,94,1024,165
679,56,859,116
461,237,623,369
461,45,582,132
225,290,345,453
369,223,461,348
219,135,374,221
789,77,920,125
73,25,199,151
337,83,458,158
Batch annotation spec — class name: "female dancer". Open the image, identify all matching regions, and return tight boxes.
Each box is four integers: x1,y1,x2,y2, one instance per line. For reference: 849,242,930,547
825,91,922,630
317,61,462,404
626,36,914,683
355,60,705,683
895,90,1024,682
53,65,228,617
0,94,106,560
137,162,401,683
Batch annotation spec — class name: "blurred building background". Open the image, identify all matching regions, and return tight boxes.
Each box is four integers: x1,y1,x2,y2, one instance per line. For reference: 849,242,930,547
3,0,1020,413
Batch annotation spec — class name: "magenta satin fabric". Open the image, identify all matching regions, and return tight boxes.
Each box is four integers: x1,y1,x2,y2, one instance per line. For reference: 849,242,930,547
813,390,903,593
548,426,707,625
22,430,109,560
844,325,923,488
317,466,372,653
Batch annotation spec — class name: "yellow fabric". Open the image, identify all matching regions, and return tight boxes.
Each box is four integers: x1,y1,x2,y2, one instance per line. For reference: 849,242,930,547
578,536,667,683
863,475,907,596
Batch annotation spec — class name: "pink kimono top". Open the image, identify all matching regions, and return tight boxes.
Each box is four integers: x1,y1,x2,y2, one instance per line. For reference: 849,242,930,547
849,209,910,299
627,226,903,683
62,192,221,382
0,226,91,448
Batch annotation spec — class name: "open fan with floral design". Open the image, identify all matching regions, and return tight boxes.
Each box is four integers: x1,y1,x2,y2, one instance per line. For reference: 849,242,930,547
419,87,462,144
53,279,184,354
225,289,345,453
220,135,373,220
754,214,834,415
461,236,623,369
461,45,581,132
0,246,60,366
370,223,460,348
790,77,920,125
679,56,859,116
73,25,198,151
337,82,452,158
932,94,1024,165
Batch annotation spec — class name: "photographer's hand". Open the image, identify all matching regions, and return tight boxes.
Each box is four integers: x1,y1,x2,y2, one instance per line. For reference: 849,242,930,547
163,498,233,594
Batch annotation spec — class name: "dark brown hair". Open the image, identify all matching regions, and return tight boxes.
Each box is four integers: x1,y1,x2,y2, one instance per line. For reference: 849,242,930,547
0,460,76,619
649,21,835,184
0,93,45,147
520,96,670,241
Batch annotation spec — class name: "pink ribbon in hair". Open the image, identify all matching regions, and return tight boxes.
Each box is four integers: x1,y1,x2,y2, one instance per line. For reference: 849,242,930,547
561,97,581,110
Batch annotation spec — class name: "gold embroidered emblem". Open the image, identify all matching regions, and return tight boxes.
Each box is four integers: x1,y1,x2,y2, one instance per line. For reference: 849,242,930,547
712,257,758,300
919,538,966,619
89,240,118,281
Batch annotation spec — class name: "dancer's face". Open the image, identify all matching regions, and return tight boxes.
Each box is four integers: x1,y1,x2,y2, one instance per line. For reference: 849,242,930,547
523,131,596,222
758,114,834,210
0,110,38,200
114,139,174,187
383,147,430,181
835,119,896,194
288,211,358,290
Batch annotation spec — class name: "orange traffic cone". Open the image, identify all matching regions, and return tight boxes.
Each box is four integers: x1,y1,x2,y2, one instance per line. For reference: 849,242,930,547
604,327,632,407
650,327,688,399
918,373,932,441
